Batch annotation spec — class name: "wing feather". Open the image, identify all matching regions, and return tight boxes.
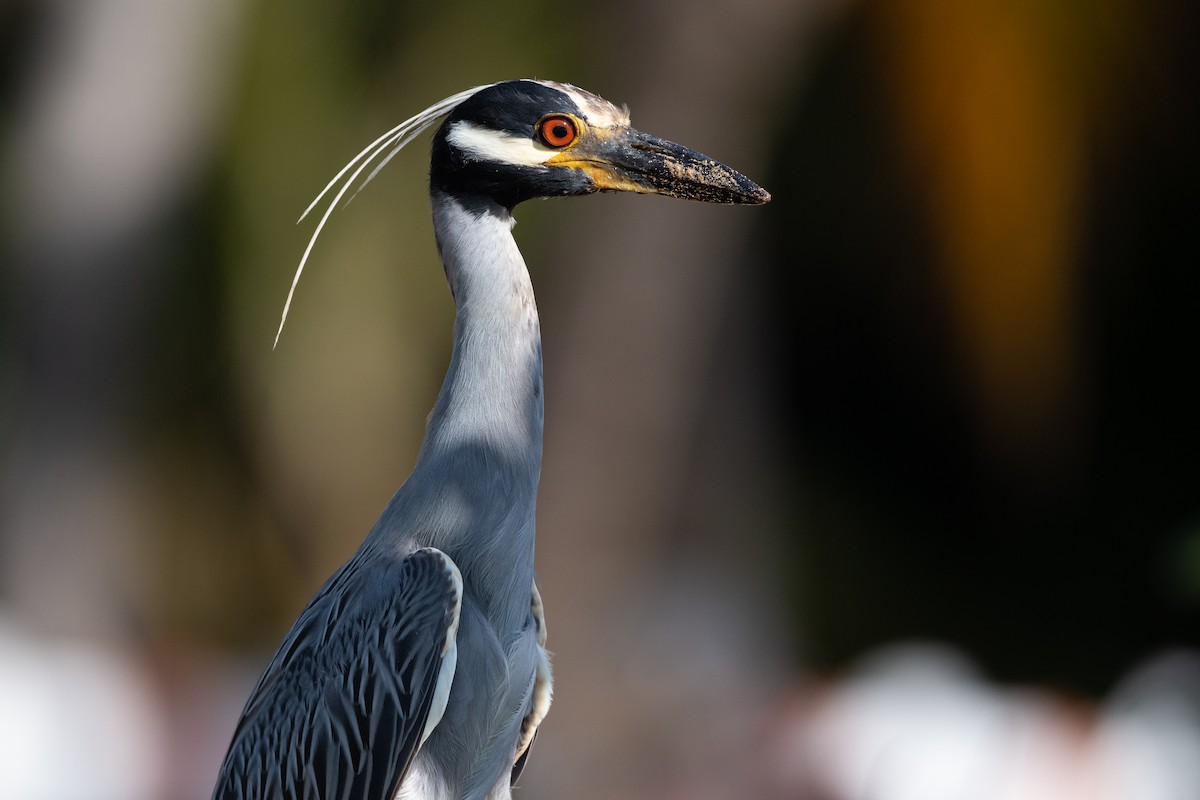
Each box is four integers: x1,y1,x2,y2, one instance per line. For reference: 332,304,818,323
212,548,462,800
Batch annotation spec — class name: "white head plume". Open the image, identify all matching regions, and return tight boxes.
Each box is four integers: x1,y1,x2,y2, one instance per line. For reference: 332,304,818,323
274,83,494,348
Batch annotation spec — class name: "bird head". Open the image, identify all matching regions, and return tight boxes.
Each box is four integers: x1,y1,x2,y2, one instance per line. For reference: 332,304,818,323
430,80,770,210
276,80,769,345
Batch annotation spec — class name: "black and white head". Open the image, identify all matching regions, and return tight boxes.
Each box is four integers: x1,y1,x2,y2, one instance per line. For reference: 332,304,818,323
277,79,769,343
430,80,770,210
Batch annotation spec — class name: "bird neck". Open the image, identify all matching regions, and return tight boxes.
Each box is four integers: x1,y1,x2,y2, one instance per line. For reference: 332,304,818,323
425,192,544,459
378,193,542,574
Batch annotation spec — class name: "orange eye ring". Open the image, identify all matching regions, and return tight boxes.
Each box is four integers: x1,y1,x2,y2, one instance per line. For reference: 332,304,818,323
537,115,578,148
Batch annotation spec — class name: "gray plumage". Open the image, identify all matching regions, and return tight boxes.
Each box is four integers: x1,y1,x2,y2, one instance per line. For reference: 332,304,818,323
212,79,767,800
216,195,544,800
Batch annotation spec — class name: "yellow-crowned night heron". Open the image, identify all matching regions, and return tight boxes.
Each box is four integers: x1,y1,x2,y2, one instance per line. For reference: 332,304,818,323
212,80,769,800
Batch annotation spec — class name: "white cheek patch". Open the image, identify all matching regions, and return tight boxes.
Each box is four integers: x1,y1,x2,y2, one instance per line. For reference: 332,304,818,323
446,121,557,167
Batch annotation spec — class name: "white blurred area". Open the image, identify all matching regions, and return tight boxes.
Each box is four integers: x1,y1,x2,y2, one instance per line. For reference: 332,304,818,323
0,617,165,800
766,645,1200,800
0,614,256,800
3,630,1198,799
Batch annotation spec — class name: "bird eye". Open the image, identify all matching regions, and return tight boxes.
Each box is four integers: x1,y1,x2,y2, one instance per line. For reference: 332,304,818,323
537,115,578,148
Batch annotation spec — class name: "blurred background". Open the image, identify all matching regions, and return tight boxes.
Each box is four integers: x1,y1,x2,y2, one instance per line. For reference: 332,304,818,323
1,0,1198,797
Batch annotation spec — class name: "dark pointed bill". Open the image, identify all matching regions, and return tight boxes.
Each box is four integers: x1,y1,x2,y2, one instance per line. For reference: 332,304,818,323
547,128,771,205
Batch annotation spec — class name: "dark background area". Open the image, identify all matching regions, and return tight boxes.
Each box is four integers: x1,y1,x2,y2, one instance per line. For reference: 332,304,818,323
761,0,1200,695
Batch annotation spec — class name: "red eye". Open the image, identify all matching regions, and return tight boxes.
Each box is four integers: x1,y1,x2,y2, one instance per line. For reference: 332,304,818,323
538,115,577,148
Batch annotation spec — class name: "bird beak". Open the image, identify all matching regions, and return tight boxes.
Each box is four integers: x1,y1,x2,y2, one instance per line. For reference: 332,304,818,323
547,127,771,205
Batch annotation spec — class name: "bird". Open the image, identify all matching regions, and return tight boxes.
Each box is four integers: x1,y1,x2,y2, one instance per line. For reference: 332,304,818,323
212,79,769,800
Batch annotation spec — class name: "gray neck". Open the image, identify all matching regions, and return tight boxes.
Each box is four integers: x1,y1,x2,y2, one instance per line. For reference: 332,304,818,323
424,193,544,466
369,193,542,620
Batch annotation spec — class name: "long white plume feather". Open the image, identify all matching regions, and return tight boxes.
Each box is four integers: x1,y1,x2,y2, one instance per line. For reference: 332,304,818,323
274,83,494,348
